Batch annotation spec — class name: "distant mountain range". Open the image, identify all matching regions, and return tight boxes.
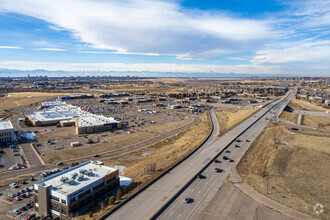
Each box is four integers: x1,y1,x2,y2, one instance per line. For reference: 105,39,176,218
0,68,296,78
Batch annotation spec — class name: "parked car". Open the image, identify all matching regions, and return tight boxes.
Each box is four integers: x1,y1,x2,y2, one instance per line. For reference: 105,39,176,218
19,206,27,211
14,153,20,156
14,196,22,201
9,183,18,188
94,154,100,157
21,180,27,184
12,209,21,215
52,168,60,173
29,186,34,191
12,148,18,152
20,189,26,193
9,145,16,148
28,177,35,181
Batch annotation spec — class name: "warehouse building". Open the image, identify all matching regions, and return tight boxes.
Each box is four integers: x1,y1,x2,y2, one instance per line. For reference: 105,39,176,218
27,102,121,134
33,161,119,219
0,120,15,143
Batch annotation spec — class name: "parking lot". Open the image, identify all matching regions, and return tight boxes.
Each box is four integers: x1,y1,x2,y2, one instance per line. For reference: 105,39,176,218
0,145,25,172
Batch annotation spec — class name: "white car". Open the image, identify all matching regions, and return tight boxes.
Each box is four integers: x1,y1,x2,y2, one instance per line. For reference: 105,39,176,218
12,209,21,215
9,183,18,188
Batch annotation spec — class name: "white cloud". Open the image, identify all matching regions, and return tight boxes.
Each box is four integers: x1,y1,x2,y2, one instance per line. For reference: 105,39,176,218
33,48,67,51
0,46,21,49
0,0,275,59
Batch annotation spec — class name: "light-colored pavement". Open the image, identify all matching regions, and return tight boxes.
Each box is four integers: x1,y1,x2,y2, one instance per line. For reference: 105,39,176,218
104,91,294,220
293,110,330,117
297,113,302,125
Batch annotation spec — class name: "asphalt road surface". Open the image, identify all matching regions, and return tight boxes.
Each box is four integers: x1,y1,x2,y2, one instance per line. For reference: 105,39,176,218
157,90,297,220
105,89,296,220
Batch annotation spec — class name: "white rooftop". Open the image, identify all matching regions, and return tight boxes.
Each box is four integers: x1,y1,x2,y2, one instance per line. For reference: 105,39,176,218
0,120,14,131
29,101,118,126
36,161,117,195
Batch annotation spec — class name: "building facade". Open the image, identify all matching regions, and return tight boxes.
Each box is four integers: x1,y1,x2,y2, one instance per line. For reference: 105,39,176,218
0,120,15,143
33,161,119,219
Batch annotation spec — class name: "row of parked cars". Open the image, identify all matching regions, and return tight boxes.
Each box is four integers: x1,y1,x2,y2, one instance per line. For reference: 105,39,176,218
40,168,60,177
12,200,34,215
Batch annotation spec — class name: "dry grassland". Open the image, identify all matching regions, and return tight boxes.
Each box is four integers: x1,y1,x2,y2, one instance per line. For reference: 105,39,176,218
8,92,83,98
140,117,194,133
0,97,48,110
216,108,259,134
77,112,212,219
279,111,298,123
36,127,76,141
238,122,330,219
302,115,330,129
295,99,329,111
43,132,156,163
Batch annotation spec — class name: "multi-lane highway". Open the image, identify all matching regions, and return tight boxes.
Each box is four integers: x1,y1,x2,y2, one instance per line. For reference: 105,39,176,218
157,90,297,219
103,89,296,220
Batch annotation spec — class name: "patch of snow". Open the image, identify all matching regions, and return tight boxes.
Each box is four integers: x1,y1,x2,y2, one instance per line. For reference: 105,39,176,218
120,176,132,186
17,131,35,140
282,142,293,148
113,165,127,175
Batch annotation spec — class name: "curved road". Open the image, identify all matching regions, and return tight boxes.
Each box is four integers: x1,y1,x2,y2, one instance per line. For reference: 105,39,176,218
104,91,297,220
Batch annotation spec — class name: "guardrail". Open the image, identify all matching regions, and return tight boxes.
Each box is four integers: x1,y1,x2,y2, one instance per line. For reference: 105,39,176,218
150,94,290,219
98,108,215,220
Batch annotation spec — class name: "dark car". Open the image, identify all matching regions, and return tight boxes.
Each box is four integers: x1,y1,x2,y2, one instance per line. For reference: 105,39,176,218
235,144,240,148
216,168,223,173
19,206,27,211
21,180,27,184
225,150,231,153
223,156,229,160
214,159,220,163
28,177,35,181
184,197,194,203
94,154,100,157
229,159,234,162
198,174,205,179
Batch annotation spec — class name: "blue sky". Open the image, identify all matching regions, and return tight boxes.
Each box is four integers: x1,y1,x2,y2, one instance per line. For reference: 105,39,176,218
0,0,329,76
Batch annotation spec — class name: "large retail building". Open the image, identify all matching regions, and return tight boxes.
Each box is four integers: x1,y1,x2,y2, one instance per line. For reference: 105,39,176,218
0,120,15,143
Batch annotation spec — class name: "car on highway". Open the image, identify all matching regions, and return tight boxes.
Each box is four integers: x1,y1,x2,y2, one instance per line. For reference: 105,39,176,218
235,144,240,148
12,209,21,215
223,156,229,160
184,197,194,203
198,174,205,179
225,150,231,153
236,138,241,142
214,159,220,163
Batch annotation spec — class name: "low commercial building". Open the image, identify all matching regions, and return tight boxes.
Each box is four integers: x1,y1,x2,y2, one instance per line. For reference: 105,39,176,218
0,120,15,143
27,102,121,134
33,161,119,219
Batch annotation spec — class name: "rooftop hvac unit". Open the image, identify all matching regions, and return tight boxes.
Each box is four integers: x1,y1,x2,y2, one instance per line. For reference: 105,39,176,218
60,176,69,183
77,175,84,181
71,172,78,180
79,169,87,174
85,171,93,176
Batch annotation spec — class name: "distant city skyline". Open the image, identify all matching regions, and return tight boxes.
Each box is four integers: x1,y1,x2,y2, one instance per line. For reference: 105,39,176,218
0,0,329,76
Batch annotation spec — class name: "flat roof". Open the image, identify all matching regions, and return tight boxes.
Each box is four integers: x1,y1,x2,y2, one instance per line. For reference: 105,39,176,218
36,161,117,196
28,102,118,126
0,120,14,130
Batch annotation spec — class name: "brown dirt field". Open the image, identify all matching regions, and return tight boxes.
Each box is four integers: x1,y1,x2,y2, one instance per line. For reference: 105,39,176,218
0,97,48,110
0,175,28,187
238,122,330,219
140,117,194,133
292,100,323,112
8,92,85,98
302,115,330,129
215,108,259,134
77,111,212,219
279,111,299,123
43,132,157,163
36,127,77,141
